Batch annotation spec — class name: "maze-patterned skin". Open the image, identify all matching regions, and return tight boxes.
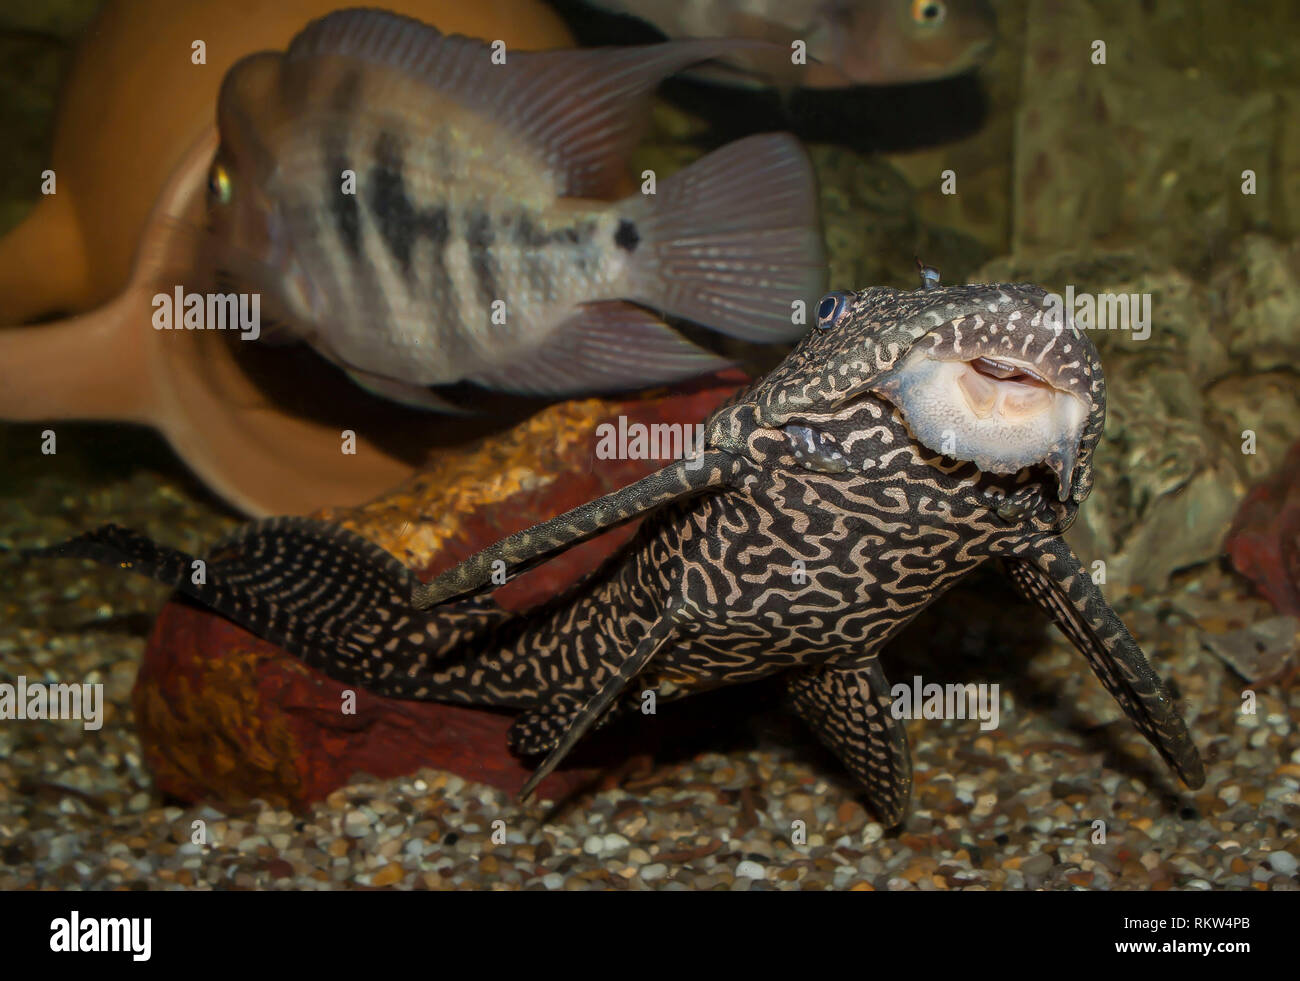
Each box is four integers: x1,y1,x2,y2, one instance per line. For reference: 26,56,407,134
38,281,1205,823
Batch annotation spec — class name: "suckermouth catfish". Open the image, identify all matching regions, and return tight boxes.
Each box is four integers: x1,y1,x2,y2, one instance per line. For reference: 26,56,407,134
33,274,1204,822
203,7,827,410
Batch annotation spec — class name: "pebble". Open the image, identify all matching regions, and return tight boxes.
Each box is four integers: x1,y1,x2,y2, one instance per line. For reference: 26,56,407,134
602,833,630,854
971,793,998,818
1020,853,1053,876
370,863,403,887
1267,851,1298,875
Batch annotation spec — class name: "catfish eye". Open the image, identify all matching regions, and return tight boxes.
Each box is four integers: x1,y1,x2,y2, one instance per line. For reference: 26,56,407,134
912,0,946,26
816,291,851,330
207,161,233,207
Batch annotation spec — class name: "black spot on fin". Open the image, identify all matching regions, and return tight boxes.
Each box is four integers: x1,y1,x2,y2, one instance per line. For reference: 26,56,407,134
614,219,640,252
620,132,825,342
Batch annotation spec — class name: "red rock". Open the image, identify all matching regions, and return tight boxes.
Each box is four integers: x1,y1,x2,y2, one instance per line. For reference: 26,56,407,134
1226,440,1300,615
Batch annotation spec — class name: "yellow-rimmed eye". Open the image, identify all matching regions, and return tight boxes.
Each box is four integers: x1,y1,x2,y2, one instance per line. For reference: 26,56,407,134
912,0,947,27
208,161,233,206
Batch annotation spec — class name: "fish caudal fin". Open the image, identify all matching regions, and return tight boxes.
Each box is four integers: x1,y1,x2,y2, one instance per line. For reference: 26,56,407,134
621,133,826,343
23,520,512,696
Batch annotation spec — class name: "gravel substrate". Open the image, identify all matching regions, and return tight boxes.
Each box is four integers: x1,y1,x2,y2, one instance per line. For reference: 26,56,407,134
2,424,1298,890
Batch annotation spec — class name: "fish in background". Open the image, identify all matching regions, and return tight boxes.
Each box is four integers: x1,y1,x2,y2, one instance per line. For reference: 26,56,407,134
206,8,826,410
0,0,590,518
584,0,998,88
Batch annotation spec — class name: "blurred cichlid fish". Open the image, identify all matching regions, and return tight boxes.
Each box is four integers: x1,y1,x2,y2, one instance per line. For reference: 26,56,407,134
587,0,997,88
206,8,826,409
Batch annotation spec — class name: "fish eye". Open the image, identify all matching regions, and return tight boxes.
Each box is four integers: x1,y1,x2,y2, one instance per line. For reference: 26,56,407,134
815,291,851,330
207,162,233,206
912,0,947,26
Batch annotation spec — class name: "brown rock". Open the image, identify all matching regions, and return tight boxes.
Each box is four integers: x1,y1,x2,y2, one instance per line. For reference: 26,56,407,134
265,858,294,880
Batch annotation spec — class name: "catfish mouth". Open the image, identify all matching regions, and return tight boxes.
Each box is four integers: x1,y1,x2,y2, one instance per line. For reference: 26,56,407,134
968,355,1050,386
870,347,1092,501
959,356,1057,422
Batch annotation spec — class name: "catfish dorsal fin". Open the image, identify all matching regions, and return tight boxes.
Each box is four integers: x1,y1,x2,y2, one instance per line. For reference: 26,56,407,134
283,8,774,198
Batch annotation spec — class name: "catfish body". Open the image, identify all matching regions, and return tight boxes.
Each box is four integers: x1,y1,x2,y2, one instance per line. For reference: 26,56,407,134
208,9,826,407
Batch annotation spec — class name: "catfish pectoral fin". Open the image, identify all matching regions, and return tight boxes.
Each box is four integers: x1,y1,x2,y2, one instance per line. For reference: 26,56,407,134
507,691,589,758
518,605,681,802
1003,535,1205,789
787,654,913,826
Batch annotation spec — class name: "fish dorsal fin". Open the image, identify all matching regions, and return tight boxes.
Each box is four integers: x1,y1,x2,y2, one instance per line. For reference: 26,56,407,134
283,8,766,198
